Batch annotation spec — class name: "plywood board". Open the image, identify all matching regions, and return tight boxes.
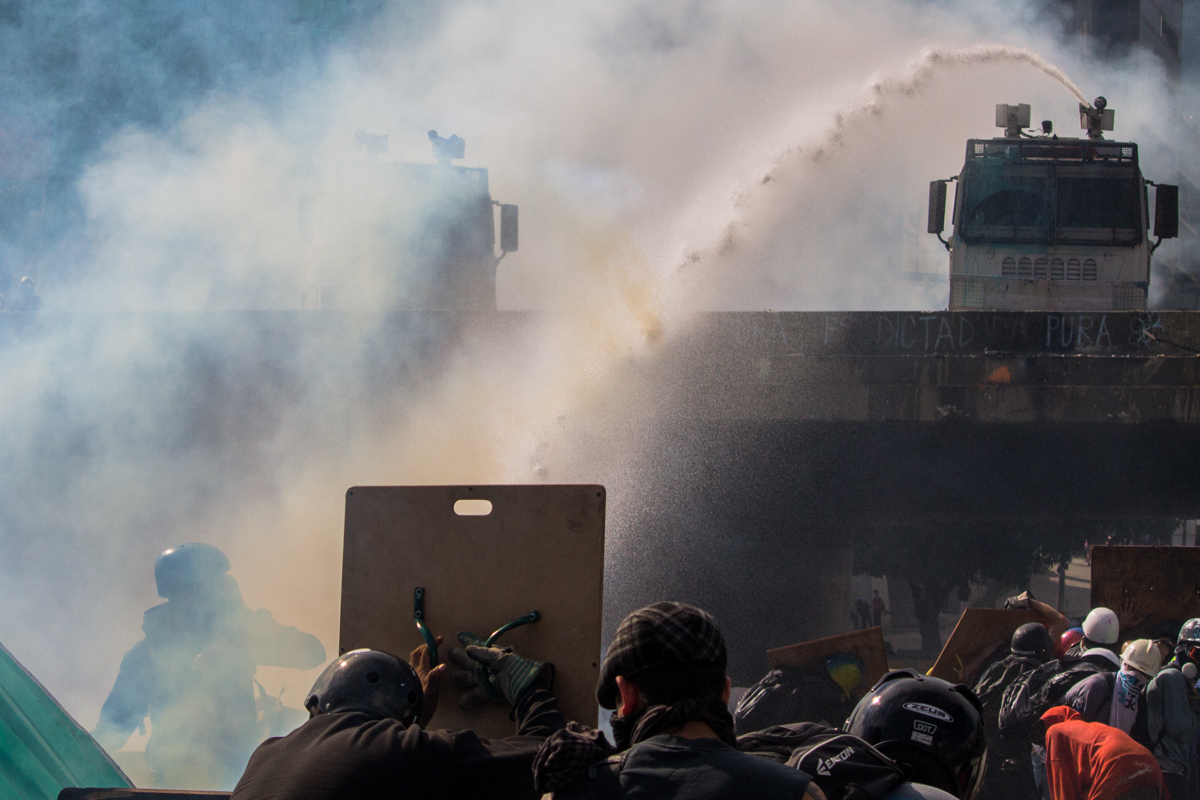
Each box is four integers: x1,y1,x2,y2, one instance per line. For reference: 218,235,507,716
339,485,605,739
929,609,1052,685
767,628,889,698
1091,546,1200,640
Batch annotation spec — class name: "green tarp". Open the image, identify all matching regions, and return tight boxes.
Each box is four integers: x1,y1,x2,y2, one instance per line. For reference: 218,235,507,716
0,640,131,799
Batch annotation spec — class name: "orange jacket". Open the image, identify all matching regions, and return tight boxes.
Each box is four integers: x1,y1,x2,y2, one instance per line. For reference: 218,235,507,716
1042,706,1164,800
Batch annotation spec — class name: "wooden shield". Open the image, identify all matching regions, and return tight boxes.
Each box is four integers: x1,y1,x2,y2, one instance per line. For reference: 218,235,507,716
929,608,1058,685
1091,545,1200,639
766,628,889,698
339,485,605,739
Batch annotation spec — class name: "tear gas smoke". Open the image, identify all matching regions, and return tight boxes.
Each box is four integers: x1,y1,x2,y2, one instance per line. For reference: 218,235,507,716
0,0,1186,789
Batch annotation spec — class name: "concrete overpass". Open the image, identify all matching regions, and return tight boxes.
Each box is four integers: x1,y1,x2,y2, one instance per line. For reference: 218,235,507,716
2,309,1197,681
607,310,1200,678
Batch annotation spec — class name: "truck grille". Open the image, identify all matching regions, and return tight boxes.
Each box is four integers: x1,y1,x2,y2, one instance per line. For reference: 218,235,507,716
951,278,984,308
1112,283,1146,310
1000,256,1097,281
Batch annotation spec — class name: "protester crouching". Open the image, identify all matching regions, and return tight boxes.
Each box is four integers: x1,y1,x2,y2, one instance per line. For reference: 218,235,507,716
845,670,989,800
231,636,564,800
1064,608,1123,660
533,602,825,800
1143,619,1200,800
974,623,1054,800
1063,640,1162,733
1036,706,1164,800
1001,607,1124,800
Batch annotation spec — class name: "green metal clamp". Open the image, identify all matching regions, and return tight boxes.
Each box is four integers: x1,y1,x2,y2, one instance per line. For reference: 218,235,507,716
414,587,439,667
466,610,541,702
485,610,541,646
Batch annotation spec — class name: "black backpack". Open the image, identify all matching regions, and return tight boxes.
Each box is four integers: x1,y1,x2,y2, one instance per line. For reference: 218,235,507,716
999,657,1110,738
737,722,908,800
974,655,1041,721
734,667,854,735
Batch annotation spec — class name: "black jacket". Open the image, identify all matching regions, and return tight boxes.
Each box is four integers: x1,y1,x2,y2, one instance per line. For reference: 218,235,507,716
231,689,565,800
556,735,814,800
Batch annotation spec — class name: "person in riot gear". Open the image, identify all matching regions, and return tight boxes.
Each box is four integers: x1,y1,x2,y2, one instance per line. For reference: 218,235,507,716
9,275,41,311
232,640,565,800
973,623,1054,800
844,670,988,800
92,544,327,790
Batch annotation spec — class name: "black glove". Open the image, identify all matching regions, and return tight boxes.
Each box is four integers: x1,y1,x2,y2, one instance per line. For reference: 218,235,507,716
1004,590,1035,611
447,632,554,709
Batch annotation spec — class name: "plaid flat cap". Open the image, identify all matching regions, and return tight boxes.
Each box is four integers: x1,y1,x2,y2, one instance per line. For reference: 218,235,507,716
596,602,727,709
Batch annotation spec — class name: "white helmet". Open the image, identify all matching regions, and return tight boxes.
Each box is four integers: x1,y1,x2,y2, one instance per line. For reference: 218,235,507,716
1083,607,1120,645
1121,639,1162,677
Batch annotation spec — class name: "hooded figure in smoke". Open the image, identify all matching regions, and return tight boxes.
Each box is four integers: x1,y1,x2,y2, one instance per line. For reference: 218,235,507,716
92,543,327,789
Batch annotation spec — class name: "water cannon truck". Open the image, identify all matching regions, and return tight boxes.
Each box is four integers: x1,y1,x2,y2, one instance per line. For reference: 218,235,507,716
928,98,1178,311
301,130,518,311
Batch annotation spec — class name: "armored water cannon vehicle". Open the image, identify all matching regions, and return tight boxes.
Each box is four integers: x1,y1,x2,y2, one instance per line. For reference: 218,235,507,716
927,98,1178,311
300,130,518,311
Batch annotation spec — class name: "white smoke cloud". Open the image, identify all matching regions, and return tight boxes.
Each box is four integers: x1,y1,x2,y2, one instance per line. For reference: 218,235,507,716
0,0,1184,788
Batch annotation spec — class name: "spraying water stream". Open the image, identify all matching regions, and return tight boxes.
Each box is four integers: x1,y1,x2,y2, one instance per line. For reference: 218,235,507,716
673,44,1091,277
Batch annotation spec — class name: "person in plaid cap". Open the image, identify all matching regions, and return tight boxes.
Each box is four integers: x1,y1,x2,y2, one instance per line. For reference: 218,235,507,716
534,601,827,799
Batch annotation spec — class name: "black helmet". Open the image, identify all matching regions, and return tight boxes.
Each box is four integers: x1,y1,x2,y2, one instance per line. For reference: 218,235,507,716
154,543,231,599
1011,623,1053,663
305,649,423,726
844,670,987,800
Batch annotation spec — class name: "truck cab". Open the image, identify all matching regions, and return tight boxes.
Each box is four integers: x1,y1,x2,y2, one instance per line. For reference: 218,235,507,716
929,101,1177,311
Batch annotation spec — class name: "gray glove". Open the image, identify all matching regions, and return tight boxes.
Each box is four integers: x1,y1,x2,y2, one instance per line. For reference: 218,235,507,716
447,631,554,709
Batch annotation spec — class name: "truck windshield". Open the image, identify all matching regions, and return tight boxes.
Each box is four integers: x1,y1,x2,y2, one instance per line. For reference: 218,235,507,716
1055,170,1141,244
959,163,1050,243
957,160,1142,246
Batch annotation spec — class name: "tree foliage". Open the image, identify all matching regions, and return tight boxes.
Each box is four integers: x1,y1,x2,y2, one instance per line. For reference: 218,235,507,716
854,520,1178,657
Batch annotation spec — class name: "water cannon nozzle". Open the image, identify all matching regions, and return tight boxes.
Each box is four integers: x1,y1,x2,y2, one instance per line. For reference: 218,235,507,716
1079,98,1114,139
428,130,465,166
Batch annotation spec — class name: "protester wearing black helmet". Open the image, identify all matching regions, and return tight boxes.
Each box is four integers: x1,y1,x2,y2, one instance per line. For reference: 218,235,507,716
972,623,1054,800
845,670,988,800
232,639,565,800
976,624,1055,714
92,543,327,789
534,601,826,799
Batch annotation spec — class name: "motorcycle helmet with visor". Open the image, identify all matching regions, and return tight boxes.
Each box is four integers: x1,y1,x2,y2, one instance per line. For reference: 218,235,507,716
844,670,987,800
